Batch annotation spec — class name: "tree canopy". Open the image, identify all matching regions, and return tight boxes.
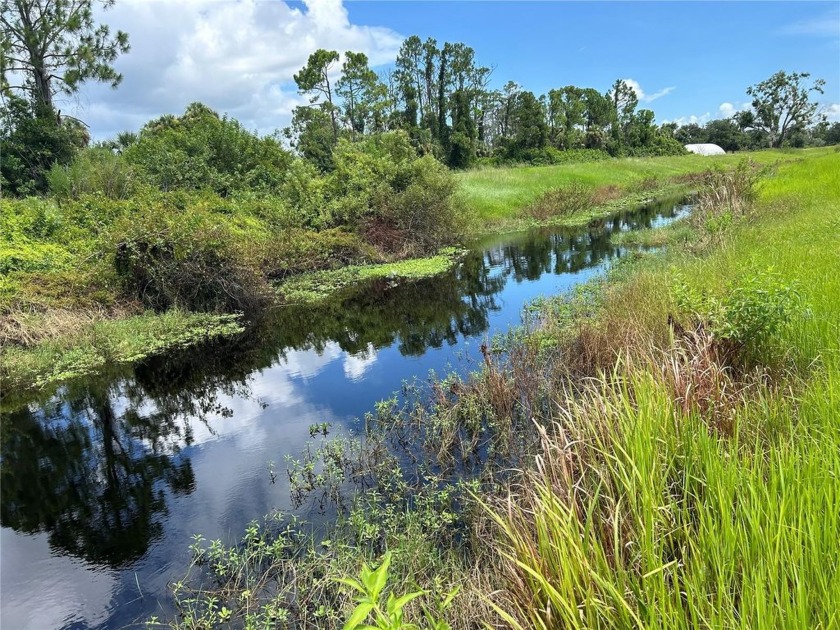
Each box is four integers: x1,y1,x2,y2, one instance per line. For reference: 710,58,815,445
0,0,130,111
744,71,825,148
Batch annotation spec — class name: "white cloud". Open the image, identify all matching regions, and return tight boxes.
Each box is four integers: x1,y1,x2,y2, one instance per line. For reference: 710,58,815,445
66,0,403,139
718,101,751,118
824,103,840,122
664,113,711,127
622,78,676,104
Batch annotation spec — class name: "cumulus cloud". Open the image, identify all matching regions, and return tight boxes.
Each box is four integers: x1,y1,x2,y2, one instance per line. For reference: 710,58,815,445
64,0,403,139
824,103,840,122
665,113,711,127
718,101,751,118
622,79,676,103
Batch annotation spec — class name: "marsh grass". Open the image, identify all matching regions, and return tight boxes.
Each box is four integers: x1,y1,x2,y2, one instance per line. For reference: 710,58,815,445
457,148,826,224
0,310,244,399
164,149,840,629
479,149,840,628
524,182,593,220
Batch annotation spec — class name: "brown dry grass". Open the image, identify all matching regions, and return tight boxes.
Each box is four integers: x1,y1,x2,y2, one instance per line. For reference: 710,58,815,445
590,184,623,205
0,305,136,347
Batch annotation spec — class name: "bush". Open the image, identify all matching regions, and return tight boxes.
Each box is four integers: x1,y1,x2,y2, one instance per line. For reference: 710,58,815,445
123,103,293,195
317,132,462,253
377,155,462,253
0,96,88,195
526,183,593,220
673,269,801,364
110,206,269,313
47,148,139,200
261,228,376,279
493,147,610,167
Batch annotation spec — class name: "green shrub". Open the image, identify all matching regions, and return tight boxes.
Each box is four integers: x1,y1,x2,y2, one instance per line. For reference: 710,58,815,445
0,95,87,195
123,102,293,195
110,206,269,312
320,132,462,253
378,155,462,253
261,228,376,279
495,147,611,166
47,147,139,199
674,269,801,363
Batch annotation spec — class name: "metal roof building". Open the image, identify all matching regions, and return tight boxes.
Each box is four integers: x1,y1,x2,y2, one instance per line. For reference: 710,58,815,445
685,143,726,156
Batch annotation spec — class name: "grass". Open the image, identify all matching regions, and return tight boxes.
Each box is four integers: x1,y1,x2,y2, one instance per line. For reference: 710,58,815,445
276,247,466,305
457,147,829,227
610,218,694,248
160,148,840,628
0,310,243,404
480,148,840,628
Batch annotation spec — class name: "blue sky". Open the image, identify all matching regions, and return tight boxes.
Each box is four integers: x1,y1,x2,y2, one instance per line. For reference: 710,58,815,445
342,1,840,125
77,0,839,138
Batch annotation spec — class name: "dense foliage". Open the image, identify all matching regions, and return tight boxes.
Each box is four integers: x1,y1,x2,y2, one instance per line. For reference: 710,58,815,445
1,116,464,348
286,42,686,170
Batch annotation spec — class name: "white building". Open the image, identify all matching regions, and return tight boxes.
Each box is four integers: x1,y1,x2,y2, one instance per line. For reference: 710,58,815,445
684,143,726,156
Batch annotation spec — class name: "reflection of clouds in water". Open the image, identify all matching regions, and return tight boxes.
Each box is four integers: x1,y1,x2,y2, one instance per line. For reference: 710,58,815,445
279,344,342,379
182,342,378,447
0,529,116,630
2,343,358,630
179,344,347,448
343,344,378,382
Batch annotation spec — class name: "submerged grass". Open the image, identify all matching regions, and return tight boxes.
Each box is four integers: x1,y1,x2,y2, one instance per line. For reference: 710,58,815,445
163,149,840,628
0,310,244,400
276,247,465,305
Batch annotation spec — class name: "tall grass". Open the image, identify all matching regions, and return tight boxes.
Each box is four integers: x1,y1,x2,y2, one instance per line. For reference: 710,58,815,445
458,147,833,223
482,150,840,628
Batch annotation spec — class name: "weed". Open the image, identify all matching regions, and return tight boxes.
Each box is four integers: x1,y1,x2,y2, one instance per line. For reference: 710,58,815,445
525,182,593,220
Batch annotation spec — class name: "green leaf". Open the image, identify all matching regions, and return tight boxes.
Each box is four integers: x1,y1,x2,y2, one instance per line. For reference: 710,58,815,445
441,586,460,609
337,577,366,595
390,590,424,612
342,601,374,630
370,551,391,599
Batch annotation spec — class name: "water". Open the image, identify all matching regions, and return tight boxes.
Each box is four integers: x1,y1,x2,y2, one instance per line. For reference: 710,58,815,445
0,198,690,629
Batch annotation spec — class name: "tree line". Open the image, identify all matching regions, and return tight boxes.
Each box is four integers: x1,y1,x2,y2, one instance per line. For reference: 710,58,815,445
1,0,836,196
287,37,687,171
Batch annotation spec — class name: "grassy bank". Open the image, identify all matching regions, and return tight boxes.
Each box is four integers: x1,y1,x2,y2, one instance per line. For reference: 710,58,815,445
458,147,825,230
2,147,830,398
161,148,840,628
276,247,465,305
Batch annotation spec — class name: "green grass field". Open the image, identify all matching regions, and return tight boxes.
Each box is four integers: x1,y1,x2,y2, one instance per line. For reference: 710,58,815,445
458,148,832,224
484,147,840,628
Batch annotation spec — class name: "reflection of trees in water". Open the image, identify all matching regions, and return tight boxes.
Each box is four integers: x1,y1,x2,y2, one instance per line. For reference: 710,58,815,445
1,387,195,565
0,198,687,568
484,197,684,283
0,358,256,566
271,255,506,358
265,199,685,359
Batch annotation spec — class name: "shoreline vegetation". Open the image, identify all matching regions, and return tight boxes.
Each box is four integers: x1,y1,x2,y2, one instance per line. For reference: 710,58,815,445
3,11,839,627
1,144,825,399
155,147,840,629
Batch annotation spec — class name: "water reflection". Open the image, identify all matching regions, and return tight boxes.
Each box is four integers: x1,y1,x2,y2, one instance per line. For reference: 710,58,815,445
2,387,196,566
0,197,688,629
